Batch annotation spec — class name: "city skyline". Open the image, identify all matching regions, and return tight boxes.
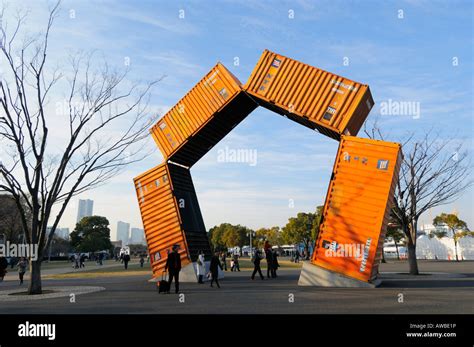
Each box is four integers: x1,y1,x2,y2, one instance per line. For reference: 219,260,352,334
76,199,94,223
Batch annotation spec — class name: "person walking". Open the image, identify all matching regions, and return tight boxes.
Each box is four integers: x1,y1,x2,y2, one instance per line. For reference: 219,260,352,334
220,251,227,271
271,249,280,278
139,255,145,268
264,240,272,253
209,250,223,288
123,253,130,270
80,254,86,268
294,250,300,263
17,257,27,285
74,253,80,269
0,256,8,282
232,254,240,272
196,250,206,284
265,248,274,279
251,250,264,280
164,245,182,294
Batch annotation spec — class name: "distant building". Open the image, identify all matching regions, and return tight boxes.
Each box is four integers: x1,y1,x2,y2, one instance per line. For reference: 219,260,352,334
77,199,94,223
117,221,130,245
130,228,145,244
46,227,69,240
418,223,455,238
56,228,70,240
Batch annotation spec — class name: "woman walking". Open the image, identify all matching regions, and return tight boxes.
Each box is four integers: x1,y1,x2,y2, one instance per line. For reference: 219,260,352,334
209,250,223,288
196,250,206,284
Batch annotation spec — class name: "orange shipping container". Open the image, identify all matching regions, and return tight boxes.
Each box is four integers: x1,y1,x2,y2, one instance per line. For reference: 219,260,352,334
150,63,258,167
311,136,402,283
133,162,211,278
244,50,374,140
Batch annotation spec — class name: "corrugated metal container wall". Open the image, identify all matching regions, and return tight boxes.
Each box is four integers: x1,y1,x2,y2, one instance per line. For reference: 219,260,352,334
133,163,212,278
244,50,374,140
133,163,188,277
311,136,402,282
150,63,257,167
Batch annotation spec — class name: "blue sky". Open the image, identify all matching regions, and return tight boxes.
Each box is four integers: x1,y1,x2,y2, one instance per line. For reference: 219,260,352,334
3,0,473,239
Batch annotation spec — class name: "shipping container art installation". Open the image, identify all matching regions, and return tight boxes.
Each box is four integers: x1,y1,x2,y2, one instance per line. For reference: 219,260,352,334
244,50,374,140
299,136,402,287
134,50,400,286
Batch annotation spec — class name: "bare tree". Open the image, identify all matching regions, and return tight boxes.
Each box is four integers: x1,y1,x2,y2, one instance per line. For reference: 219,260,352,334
365,122,472,274
0,2,161,293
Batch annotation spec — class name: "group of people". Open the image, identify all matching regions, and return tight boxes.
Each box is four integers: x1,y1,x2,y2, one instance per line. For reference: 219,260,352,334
164,247,223,294
72,253,87,269
251,241,280,280
161,241,282,294
219,252,240,272
0,256,27,285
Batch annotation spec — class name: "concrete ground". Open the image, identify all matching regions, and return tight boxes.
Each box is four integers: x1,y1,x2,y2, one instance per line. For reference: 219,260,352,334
0,260,472,314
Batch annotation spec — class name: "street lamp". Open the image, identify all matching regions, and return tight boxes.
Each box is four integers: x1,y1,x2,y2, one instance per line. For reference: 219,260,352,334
246,231,256,256
48,239,55,262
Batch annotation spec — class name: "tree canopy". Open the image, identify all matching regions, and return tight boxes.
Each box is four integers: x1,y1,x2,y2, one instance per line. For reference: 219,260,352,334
70,216,113,252
281,206,323,256
208,223,252,251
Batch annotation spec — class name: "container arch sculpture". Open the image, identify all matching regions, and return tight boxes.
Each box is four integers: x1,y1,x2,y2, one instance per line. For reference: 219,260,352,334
133,50,402,287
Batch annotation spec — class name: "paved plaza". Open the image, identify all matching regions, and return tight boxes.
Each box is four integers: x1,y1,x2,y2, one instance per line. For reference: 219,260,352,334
0,260,472,314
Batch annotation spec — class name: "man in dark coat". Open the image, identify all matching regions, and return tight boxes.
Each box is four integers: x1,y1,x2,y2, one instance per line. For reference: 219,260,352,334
123,253,130,270
265,249,273,279
251,250,264,280
271,249,280,278
165,245,182,293
209,250,223,288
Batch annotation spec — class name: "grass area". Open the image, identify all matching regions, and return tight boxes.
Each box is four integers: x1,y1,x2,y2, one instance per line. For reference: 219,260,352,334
45,262,151,279
233,257,303,270
44,258,302,279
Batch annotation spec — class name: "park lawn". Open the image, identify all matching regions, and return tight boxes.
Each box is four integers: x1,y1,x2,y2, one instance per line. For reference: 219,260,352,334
233,257,303,270
44,258,302,279
44,262,152,279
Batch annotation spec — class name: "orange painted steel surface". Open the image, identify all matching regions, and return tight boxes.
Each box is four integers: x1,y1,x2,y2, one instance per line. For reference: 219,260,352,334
133,163,211,278
244,50,374,140
311,136,402,282
150,63,257,167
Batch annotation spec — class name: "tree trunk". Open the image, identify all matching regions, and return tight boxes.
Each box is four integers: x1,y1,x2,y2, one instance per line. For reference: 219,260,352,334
407,238,419,275
28,259,42,294
395,242,400,260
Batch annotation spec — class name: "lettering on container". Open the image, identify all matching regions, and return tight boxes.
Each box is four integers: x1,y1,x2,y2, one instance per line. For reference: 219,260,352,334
330,79,358,92
359,238,372,272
